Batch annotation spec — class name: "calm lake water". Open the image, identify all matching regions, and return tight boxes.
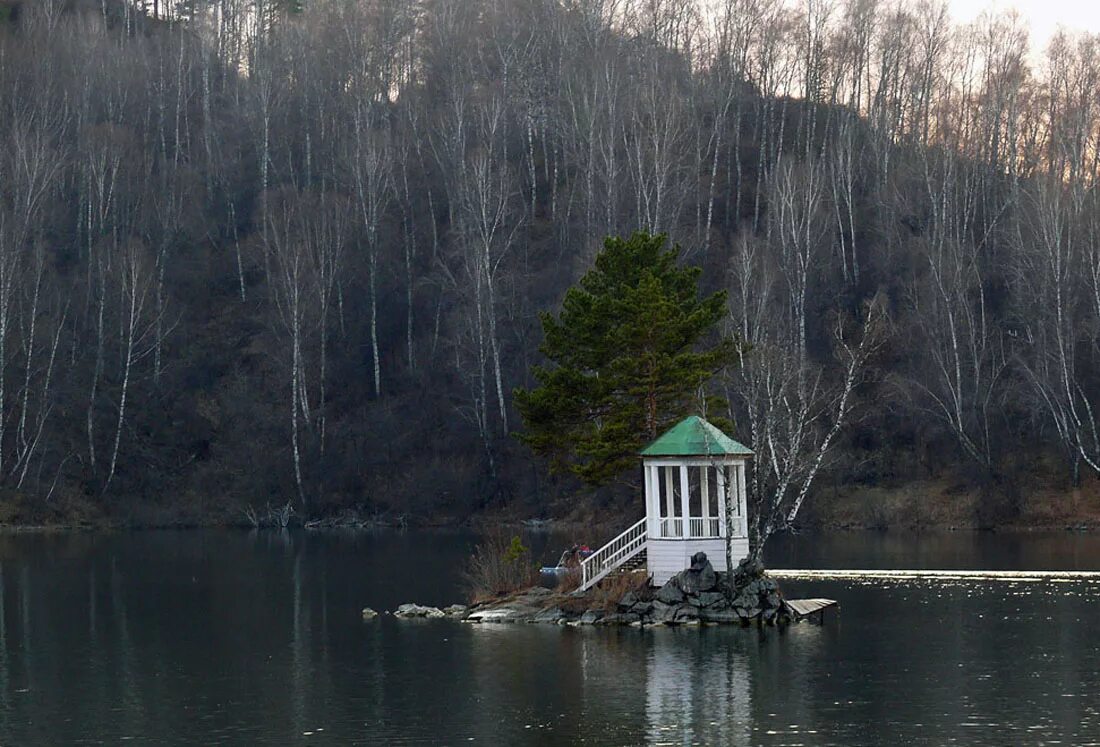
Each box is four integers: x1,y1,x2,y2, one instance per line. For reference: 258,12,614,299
0,529,1098,745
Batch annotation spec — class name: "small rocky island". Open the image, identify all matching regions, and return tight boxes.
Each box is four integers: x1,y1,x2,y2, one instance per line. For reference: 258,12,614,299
373,554,802,627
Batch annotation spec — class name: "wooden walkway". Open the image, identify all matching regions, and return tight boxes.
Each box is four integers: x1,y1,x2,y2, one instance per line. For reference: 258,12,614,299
784,598,838,622
769,569,1100,583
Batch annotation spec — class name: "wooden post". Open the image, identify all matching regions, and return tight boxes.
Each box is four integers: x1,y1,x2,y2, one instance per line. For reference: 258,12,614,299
717,465,728,537
644,463,654,537
700,465,710,536
664,466,675,535
679,464,690,537
648,464,659,537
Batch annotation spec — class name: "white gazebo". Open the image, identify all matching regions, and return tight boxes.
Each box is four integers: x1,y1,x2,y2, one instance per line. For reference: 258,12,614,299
579,416,753,590
640,416,752,584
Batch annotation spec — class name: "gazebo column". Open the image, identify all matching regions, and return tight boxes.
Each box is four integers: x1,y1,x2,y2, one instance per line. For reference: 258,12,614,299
700,466,710,537
679,464,690,538
717,465,728,538
646,466,655,536
664,467,675,536
643,464,654,536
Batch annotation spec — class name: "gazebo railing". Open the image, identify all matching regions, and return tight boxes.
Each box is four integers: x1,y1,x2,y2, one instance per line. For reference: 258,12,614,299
659,517,721,538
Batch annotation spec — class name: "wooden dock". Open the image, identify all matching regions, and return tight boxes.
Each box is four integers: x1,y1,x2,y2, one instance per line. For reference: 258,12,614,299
783,598,838,622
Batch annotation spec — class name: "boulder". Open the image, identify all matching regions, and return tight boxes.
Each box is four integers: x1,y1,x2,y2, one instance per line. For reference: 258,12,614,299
532,607,567,624
465,607,519,623
394,603,446,619
618,591,639,611
673,605,699,623
650,601,678,624
668,552,717,594
656,584,686,604
696,591,726,608
699,607,738,623
731,590,757,610
361,607,379,620
599,612,639,626
737,606,760,620
579,610,603,625
632,600,654,615
732,556,765,586
443,604,468,618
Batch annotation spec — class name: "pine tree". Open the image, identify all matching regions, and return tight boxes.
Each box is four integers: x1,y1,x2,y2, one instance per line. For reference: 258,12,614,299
515,231,736,485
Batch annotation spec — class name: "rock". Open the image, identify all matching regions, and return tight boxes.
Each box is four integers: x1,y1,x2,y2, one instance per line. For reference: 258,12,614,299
618,591,639,611
732,589,758,610
465,607,518,623
599,612,639,626
532,607,567,624
696,591,726,608
361,607,379,620
656,584,685,604
394,603,446,619
650,601,678,624
632,600,654,615
734,555,765,583
667,552,717,595
443,604,468,618
579,610,602,625
699,607,738,623
673,605,699,623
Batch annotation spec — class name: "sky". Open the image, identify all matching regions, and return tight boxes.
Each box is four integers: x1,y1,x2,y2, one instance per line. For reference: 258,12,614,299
949,0,1100,51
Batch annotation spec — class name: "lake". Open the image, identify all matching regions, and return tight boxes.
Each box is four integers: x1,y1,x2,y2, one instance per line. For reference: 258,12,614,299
0,529,1098,745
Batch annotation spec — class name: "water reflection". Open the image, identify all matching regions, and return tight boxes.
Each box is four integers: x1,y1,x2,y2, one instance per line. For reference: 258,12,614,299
645,629,751,745
0,530,1092,744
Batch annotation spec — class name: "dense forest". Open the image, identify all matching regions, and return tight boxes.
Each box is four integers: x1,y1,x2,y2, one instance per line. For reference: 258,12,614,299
2,0,1100,527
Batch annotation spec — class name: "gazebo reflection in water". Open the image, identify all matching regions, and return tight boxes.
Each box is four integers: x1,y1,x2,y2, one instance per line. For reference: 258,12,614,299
644,629,751,745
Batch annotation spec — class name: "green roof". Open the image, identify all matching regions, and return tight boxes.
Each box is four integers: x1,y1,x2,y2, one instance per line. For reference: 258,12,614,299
641,416,753,457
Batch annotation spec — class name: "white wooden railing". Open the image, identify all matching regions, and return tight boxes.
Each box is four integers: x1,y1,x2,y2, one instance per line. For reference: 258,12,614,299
688,517,721,538
579,517,648,591
659,516,721,538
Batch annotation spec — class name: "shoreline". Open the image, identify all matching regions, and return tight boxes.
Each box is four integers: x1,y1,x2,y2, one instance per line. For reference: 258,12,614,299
5,476,1100,534
386,557,796,628
0,517,1098,534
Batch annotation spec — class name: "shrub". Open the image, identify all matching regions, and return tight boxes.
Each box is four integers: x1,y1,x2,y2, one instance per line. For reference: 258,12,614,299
462,531,538,603
586,570,649,613
555,567,581,593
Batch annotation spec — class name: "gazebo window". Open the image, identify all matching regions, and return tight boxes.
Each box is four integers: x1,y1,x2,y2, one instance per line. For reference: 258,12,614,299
647,463,727,539
656,465,682,537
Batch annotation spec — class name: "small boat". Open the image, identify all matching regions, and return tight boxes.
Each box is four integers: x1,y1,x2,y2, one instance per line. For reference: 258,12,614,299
540,544,593,578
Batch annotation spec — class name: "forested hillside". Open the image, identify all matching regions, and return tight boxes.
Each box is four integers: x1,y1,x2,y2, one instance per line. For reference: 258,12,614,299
2,0,1100,526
